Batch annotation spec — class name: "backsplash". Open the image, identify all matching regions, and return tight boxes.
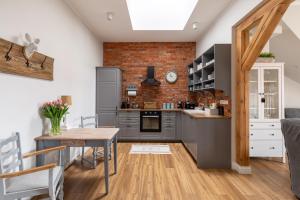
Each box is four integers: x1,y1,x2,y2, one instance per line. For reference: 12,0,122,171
103,42,196,108
190,90,232,117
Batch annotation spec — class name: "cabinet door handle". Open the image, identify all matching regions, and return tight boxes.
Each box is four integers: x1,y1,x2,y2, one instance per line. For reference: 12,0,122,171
250,133,254,136
271,133,275,136
251,147,254,149
271,124,275,127
270,147,275,150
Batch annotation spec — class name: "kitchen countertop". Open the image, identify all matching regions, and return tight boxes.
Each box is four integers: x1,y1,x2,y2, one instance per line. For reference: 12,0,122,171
119,108,231,119
182,110,231,119
119,108,181,112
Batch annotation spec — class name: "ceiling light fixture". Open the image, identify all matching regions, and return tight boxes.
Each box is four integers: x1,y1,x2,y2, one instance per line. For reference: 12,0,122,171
126,0,198,30
107,12,114,21
192,22,198,31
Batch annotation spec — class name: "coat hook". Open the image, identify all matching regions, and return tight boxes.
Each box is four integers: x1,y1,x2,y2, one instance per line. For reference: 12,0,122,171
25,59,31,67
41,56,47,69
5,43,13,61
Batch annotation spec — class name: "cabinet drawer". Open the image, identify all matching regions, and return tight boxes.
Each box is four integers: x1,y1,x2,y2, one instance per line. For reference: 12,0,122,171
163,128,176,138
250,140,283,157
118,118,139,123
118,112,139,118
250,130,283,140
118,123,139,129
162,124,176,129
162,112,176,117
118,128,139,138
250,122,281,129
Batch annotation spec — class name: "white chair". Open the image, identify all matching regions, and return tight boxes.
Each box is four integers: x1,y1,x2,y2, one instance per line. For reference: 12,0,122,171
0,132,65,200
80,115,112,168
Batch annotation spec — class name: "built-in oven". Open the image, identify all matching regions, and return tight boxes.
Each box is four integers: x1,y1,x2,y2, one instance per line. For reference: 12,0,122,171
140,111,162,132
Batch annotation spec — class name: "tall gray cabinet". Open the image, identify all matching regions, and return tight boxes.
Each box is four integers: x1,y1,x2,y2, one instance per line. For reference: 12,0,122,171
96,67,122,126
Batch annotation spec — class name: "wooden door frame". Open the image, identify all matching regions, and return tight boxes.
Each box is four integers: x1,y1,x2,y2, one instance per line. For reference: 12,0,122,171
233,0,294,167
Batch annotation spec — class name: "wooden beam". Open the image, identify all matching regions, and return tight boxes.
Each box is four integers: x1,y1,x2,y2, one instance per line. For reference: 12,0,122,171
241,2,292,71
234,0,294,167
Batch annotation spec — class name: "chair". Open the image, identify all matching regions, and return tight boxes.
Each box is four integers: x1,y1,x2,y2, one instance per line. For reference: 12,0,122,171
81,115,112,169
0,132,66,200
281,119,300,199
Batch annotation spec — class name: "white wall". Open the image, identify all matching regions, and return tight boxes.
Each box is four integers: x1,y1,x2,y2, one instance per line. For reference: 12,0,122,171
196,0,262,55
195,0,262,170
285,77,300,108
0,0,103,164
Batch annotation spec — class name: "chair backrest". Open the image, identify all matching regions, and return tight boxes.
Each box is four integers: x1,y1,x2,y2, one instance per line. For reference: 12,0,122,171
81,115,99,128
0,132,23,195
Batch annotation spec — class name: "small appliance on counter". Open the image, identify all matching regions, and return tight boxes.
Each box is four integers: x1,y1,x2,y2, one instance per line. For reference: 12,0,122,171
177,101,184,109
185,100,196,109
121,98,130,109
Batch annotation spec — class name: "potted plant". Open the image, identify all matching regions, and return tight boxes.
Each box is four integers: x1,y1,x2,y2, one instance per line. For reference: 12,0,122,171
257,52,275,63
41,99,69,136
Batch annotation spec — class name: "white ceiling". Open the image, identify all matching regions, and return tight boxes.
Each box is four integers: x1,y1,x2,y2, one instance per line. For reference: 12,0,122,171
64,0,234,42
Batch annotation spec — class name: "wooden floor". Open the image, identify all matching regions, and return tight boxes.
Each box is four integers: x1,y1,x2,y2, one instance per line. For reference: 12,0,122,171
63,143,297,200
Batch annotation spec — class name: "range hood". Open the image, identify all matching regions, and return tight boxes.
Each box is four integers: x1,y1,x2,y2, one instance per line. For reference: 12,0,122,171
141,66,161,86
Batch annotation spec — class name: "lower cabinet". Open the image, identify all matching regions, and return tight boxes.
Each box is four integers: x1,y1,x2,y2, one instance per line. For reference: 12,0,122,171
249,122,285,161
181,112,231,169
117,110,179,141
117,111,140,140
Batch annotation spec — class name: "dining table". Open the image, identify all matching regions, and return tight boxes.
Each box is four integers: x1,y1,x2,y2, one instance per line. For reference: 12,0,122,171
34,128,119,194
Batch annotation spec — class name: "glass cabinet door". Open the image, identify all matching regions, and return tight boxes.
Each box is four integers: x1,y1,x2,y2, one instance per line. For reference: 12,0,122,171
263,69,279,119
249,69,259,119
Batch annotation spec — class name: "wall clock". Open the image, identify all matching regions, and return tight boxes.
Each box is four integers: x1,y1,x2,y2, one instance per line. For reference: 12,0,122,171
166,71,178,83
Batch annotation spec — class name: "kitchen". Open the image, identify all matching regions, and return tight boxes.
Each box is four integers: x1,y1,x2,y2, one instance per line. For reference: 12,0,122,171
97,42,232,169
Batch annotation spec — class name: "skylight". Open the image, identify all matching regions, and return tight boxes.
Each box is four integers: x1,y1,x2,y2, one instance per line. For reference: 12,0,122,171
126,0,198,30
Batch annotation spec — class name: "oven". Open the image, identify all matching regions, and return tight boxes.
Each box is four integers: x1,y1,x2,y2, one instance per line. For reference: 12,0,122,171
140,111,161,132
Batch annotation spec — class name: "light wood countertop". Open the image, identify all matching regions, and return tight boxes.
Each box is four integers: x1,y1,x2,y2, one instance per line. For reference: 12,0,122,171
119,109,231,119
182,110,231,119
35,128,119,141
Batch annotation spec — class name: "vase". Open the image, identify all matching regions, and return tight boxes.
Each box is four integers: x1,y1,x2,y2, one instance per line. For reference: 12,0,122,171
50,117,62,136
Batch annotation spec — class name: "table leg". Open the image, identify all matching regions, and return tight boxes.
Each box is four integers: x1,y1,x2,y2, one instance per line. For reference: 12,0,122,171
104,141,109,194
36,141,45,167
114,136,117,174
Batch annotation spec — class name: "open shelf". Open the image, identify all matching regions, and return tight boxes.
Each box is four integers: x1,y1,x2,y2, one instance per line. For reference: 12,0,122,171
186,44,231,95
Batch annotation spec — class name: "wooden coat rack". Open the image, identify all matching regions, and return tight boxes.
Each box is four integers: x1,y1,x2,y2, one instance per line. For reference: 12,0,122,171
0,38,54,80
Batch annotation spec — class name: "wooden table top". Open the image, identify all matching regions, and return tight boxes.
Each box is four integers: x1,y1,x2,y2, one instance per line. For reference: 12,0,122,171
35,128,119,141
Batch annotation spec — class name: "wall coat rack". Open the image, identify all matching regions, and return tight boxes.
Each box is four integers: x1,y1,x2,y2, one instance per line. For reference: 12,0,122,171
0,38,54,80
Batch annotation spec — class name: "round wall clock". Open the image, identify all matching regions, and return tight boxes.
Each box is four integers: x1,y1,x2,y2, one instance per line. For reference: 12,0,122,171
166,71,178,83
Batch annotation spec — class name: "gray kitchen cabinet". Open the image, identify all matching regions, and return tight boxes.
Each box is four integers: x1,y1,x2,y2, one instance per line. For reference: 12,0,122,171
118,111,140,139
162,111,177,139
181,112,231,169
96,67,121,127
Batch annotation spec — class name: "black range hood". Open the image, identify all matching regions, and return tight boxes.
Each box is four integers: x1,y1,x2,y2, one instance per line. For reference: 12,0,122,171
141,66,161,86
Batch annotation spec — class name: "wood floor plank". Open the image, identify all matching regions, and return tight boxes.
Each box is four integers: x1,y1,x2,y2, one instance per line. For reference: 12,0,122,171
63,143,297,200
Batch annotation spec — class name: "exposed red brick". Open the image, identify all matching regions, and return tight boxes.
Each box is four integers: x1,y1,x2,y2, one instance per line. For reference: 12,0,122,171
103,42,196,108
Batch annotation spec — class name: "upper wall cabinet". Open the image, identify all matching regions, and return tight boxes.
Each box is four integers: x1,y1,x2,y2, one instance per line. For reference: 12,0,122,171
187,44,231,95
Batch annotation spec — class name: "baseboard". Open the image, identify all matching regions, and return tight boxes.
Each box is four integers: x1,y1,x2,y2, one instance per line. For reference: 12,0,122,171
232,162,252,174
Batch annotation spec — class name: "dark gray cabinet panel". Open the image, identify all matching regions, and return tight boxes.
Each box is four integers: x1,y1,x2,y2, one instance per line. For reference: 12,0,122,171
117,111,140,139
181,112,231,169
162,112,176,139
96,82,118,110
96,67,121,127
98,111,117,127
96,68,117,82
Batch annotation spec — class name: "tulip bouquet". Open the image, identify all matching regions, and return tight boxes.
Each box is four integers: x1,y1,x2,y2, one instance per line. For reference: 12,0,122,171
41,99,69,135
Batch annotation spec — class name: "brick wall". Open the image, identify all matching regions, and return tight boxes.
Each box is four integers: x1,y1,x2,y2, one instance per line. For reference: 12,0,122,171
103,42,196,108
